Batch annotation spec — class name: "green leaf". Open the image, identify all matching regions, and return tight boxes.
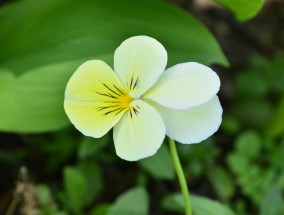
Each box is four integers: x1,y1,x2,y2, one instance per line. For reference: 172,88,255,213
191,194,236,215
235,131,261,159
261,56,284,94
260,185,283,215
139,145,175,180
227,152,249,175
237,166,273,204
215,0,265,21
162,193,236,215
220,114,241,135
0,69,14,90
91,204,110,215
108,187,149,215
0,0,227,133
268,142,284,170
0,60,86,133
77,161,103,203
266,97,284,138
36,185,52,206
36,184,68,215
233,99,272,128
235,70,269,99
208,168,235,200
63,166,87,213
78,135,109,159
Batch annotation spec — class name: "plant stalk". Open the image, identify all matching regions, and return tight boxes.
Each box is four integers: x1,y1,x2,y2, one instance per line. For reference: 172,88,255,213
169,138,192,215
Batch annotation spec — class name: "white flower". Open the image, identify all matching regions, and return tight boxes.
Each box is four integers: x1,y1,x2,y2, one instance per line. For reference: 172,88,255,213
64,36,222,161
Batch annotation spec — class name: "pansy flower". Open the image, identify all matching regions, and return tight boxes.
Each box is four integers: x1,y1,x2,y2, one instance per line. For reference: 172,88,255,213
64,36,222,161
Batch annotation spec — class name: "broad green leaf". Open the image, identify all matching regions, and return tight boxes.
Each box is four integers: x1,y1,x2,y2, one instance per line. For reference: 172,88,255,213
0,0,227,133
162,193,236,215
191,194,236,215
63,166,87,213
0,69,14,89
108,187,149,215
139,145,175,180
0,60,89,133
215,0,265,21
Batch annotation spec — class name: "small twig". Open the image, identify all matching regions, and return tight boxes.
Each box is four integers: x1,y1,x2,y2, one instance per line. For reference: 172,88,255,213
5,166,38,215
5,195,20,215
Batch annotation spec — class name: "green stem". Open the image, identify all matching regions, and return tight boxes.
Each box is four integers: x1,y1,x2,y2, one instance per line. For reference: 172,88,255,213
169,138,192,215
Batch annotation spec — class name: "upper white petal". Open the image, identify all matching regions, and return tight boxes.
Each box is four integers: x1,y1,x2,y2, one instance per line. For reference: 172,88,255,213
144,62,220,109
114,36,167,98
113,100,166,161
148,96,222,144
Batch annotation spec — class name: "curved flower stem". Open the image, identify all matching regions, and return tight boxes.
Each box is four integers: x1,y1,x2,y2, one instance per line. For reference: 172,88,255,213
169,138,192,215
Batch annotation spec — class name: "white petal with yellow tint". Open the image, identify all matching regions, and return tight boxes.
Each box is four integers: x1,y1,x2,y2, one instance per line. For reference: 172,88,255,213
114,36,167,98
64,100,126,138
65,60,126,102
144,62,220,109
64,60,131,138
113,100,166,161
148,96,222,144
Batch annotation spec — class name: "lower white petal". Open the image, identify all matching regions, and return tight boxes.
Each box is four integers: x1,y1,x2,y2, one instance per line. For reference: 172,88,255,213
113,100,166,161
149,96,222,144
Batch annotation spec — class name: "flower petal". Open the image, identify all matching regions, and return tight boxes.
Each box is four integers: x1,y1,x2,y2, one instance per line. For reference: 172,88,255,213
148,96,222,144
64,60,128,138
114,36,167,98
144,62,220,109
113,100,166,161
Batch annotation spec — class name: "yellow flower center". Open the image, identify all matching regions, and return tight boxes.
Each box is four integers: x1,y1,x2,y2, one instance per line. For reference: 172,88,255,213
119,93,134,109
95,83,134,116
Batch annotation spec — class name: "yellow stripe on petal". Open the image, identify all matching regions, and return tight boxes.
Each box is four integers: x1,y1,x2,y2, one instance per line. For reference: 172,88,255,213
64,60,133,138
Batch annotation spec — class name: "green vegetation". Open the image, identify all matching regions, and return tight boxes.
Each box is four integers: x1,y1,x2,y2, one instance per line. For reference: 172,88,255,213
1,0,283,215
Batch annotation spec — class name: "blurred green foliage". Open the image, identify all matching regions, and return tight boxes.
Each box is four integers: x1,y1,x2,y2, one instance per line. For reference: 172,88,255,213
108,187,149,215
1,0,283,215
215,0,265,20
139,145,175,180
0,0,227,133
162,193,236,215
